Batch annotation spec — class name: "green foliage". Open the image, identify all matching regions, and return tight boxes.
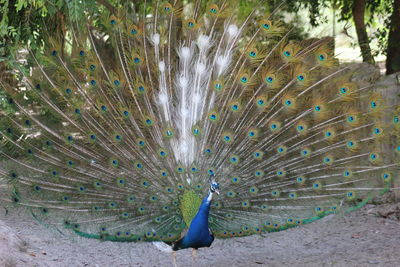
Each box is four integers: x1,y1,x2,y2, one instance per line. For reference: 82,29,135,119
273,0,331,27
335,0,393,57
0,0,99,117
1,0,48,56
368,1,393,57
0,0,104,62
235,0,309,40
281,0,394,58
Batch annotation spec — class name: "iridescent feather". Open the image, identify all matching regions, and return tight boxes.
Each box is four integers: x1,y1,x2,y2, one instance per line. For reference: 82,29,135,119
0,0,398,251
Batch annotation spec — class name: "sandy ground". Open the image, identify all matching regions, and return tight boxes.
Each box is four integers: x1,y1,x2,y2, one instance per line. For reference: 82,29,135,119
1,202,400,267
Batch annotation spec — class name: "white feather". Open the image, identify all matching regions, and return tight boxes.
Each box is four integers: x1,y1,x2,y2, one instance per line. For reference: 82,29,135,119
180,107,189,118
227,24,239,37
159,61,166,72
192,93,201,104
216,54,231,76
180,46,191,60
158,92,168,104
151,33,160,45
197,34,210,50
180,141,188,153
195,62,206,75
178,76,188,88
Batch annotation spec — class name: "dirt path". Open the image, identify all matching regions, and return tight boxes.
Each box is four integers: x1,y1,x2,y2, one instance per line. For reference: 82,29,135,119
1,203,399,267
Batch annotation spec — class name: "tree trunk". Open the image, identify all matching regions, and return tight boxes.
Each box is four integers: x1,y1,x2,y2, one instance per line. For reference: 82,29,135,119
386,0,400,75
352,0,375,64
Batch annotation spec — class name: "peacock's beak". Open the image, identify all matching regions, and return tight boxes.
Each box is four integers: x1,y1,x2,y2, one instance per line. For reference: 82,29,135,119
215,189,220,195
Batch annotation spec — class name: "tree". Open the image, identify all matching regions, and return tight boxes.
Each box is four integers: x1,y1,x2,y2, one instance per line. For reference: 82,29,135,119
0,0,101,112
386,0,400,74
282,0,399,74
352,0,374,64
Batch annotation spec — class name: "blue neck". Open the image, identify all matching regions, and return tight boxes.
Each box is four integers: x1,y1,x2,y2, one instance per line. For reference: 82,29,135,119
173,191,215,250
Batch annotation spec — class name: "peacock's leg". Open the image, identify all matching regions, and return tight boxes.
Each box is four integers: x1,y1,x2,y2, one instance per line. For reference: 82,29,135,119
172,251,178,267
191,248,198,267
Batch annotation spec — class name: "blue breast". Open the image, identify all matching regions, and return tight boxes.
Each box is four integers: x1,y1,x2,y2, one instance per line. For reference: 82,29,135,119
173,195,214,250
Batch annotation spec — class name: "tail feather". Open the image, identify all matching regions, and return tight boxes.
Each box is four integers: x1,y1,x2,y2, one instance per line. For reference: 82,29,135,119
0,1,398,242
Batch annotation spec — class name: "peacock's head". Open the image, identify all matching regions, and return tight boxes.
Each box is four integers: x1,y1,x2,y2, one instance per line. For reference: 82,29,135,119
209,175,220,195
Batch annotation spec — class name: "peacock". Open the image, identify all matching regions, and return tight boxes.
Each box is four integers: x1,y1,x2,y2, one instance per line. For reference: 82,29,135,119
0,0,399,265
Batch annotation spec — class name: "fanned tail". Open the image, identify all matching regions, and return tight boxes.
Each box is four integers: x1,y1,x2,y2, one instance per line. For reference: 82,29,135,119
0,1,398,242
